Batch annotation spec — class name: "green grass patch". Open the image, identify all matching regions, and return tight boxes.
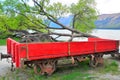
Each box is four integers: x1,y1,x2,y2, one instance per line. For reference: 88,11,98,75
61,72,93,80
0,68,94,80
98,60,120,74
0,38,20,45
104,60,119,72
0,39,7,45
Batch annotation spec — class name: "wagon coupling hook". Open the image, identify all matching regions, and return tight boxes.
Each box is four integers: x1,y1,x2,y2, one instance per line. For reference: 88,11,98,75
0,53,11,61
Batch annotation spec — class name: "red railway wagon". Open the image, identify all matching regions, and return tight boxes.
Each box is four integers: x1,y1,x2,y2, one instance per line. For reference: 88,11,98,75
0,37,119,75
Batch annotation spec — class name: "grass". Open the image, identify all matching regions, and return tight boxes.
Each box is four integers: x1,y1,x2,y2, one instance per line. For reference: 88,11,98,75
104,60,119,72
96,59,120,75
0,38,20,45
0,59,120,80
0,39,7,45
0,69,93,80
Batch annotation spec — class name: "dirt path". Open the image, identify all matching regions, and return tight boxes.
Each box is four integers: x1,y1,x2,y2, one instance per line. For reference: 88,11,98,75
0,46,11,76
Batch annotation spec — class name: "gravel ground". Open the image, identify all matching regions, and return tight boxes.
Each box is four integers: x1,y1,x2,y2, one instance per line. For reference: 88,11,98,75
0,46,11,76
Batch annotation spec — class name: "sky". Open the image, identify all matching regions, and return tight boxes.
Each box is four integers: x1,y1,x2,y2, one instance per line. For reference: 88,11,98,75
52,0,120,14
29,0,120,15
96,0,120,14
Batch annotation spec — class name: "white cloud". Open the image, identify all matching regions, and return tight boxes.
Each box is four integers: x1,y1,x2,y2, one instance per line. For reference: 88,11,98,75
96,0,120,14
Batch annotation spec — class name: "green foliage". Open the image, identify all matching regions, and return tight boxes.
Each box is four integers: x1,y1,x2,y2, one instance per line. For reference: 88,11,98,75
98,60,119,74
0,0,98,38
46,2,69,18
0,14,26,38
0,0,47,38
70,0,97,33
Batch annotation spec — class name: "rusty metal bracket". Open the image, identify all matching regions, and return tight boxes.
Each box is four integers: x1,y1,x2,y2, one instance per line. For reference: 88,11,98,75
71,56,75,64
68,42,71,56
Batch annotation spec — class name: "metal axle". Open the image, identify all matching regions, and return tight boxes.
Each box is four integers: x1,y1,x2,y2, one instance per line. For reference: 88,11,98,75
0,53,11,60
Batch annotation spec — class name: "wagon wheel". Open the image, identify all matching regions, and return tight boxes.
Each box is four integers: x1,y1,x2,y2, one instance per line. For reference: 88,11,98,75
43,60,57,76
34,60,57,75
97,54,104,65
89,55,98,67
34,64,41,75
89,58,98,67
76,56,87,63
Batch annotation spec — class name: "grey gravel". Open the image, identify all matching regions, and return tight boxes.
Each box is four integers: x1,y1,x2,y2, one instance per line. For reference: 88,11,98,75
0,46,11,76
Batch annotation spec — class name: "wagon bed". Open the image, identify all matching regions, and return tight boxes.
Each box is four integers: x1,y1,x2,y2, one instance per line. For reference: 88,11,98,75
6,37,119,68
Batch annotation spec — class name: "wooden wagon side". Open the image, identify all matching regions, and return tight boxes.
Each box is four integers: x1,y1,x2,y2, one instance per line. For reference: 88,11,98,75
5,38,119,75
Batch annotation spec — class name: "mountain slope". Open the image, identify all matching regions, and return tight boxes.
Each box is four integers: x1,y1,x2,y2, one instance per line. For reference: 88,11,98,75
49,13,120,29
95,13,120,29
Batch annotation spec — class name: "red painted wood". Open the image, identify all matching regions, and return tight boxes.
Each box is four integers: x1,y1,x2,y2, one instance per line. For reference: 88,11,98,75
6,38,119,68
7,38,12,55
95,40,118,52
70,42,95,56
88,37,110,41
27,42,68,60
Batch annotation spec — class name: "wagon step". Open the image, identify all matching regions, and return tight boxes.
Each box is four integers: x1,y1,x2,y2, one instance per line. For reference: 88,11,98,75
0,53,11,60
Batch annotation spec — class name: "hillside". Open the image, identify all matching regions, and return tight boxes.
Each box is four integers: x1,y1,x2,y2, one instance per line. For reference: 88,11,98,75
49,13,120,29
95,13,120,29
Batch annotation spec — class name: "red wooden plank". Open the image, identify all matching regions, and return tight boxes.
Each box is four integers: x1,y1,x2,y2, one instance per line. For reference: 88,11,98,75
14,43,27,68
10,40,19,62
95,40,118,52
27,42,68,60
15,44,20,68
70,42,95,56
7,38,12,55
88,37,109,41
7,38,19,55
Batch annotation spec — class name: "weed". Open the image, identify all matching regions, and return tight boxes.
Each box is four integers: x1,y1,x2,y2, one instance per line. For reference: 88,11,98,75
98,60,119,74
104,60,119,73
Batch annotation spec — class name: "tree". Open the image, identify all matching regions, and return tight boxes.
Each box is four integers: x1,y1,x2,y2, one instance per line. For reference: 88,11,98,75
1,0,98,40
70,0,97,33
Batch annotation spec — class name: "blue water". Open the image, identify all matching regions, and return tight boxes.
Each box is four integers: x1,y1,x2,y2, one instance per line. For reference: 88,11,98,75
91,29,120,40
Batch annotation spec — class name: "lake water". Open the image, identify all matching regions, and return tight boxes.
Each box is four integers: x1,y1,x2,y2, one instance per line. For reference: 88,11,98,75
91,29,120,40
53,29,120,41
